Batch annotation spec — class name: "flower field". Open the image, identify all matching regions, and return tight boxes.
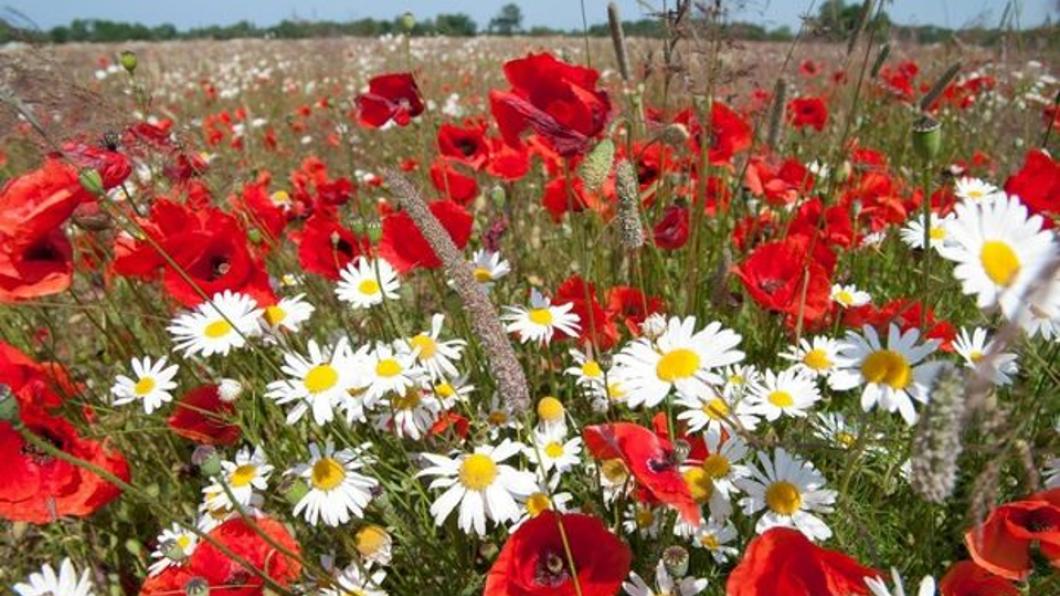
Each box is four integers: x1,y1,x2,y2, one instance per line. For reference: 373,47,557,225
0,9,1059,596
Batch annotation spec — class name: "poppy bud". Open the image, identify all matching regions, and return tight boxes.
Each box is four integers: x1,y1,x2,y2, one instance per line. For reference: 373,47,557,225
125,538,143,556
400,11,416,31
365,222,382,243
247,228,262,244
0,384,18,423
119,50,138,73
280,476,309,505
78,168,105,196
663,545,690,578
489,185,506,209
192,445,221,478
912,115,942,162
579,138,614,192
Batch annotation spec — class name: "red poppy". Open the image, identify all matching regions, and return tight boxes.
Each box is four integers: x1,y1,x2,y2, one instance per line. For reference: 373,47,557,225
58,141,132,189
583,422,701,525
744,157,814,207
228,179,287,246
788,197,854,251
787,97,829,132
490,52,611,157
726,527,878,595
1004,149,1058,219
0,404,129,524
289,156,355,212
733,236,832,327
963,488,1060,580
653,205,690,250
437,122,490,169
938,560,1019,596
355,72,424,128
540,176,604,222
486,137,531,181
167,384,241,446
428,411,470,440
378,200,472,273
140,516,302,595
553,275,619,350
671,103,752,165
799,59,821,77
294,213,369,281
484,510,631,596
430,157,480,205
607,286,665,336
0,341,79,412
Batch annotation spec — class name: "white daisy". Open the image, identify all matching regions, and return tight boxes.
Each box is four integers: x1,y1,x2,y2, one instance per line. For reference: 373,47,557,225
681,433,750,522
1044,457,1060,489
205,445,273,510
14,559,93,596
899,212,954,253
404,314,466,381
148,523,198,576
832,324,942,426
290,442,378,527
953,176,1001,203
953,327,1019,386
596,457,632,503
266,338,364,426
676,391,760,440
622,504,663,538
375,386,440,439
1011,267,1060,340
364,343,423,404
721,364,762,399
168,290,262,357
428,375,474,408
865,568,936,596
502,288,580,345
745,368,821,421
534,395,567,435
623,560,708,596
336,256,400,309
780,336,842,384
320,562,387,596
469,248,510,289
939,194,1057,318
260,293,315,335
690,518,740,563
417,439,538,535
110,355,179,414
736,448,837,541
481,393,523,439
613,316,744,409
525,425,582,475
811,412,876,451
510,486,574,530
564,347,607,388
831,284,871,308
353,524,394,567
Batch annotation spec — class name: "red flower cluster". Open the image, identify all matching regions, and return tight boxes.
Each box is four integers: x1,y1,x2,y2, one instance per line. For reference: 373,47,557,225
964,488,1060,581
726,527,878,595
378,200,473,273
356,72,425,128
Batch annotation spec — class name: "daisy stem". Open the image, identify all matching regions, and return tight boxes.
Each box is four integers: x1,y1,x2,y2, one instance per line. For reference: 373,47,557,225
919,159,933,328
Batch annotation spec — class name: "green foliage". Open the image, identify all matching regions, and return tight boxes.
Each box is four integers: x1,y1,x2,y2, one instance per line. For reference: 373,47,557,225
489,3,524,35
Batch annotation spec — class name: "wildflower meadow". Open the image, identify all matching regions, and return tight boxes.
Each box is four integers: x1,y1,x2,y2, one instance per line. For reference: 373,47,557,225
0,1,1058,594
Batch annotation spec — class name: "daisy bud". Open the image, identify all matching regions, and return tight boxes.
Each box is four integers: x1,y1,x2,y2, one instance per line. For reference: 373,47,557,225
78,168,105,197
912,115,942,162
615,159,645,250
183,577,209,596
119,50,138,73
579,138,615,192
192,445,221,478
536,396,565,424
663,545,690,578
217,378,243,403
910,364,966,503
641,313,667,340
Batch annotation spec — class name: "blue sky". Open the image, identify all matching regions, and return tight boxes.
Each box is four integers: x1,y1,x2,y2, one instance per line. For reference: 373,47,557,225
3,0,1055,31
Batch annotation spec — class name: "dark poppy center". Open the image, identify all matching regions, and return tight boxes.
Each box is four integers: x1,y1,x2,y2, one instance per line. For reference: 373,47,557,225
21,428,66,464
534,550,571,587
758,278,785,294
456,138,478,156
210,256,231,281
647,451,676,473
24,240,61,263
1025,511,1057,533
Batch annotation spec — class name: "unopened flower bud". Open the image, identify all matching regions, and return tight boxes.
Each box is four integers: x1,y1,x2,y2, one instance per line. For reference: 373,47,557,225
247,228,262,245
119,50,138,73
641,313,667,340
658,123,691,147
400,12,416,31
78,168,105,196
490,185,506,209
0,384,19,423
365,222,382,243
217,379,242,403
192,445,221,478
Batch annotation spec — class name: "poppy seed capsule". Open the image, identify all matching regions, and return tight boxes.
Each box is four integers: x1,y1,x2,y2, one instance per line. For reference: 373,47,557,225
663,545,690,578
400,12,416,31
183,577,209,596
912,115,942,161
119,50,137,73
659,123,690,147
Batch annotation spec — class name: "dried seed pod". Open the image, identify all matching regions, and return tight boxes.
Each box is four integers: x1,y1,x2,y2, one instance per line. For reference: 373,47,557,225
910,364,966,503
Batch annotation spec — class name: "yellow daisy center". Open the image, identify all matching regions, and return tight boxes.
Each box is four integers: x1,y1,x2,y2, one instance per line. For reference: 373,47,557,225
765,480,802,515
606,382,626,401
271,190,291,205
837,431,857,448
699,533,720,550
434,382,456,398
355,524,390,556
473,267,493,282
311,457,346,491
409,333,437,359
967,188,984,199
358,278,380,295
204,319,232,339
488,410,508,426
803,348,831,371
304,364,338,393
635,507,655,528
537,396,564,421
176,534,192,550
684,467,715,503
702,454,731,479
392,389,421,410
861,349,912,389
375,358,402,377
544,441,565,459
836,290,855,305
702,397,730,420
969,350,984,363
980,240,1020,287
601,458,628,483
526,492,552,517
459,453,498,491
229,464,257,488
728,374,745,385
929,226,946,240
134,377,156,396
767,390,795,408
582,360,603,378
528,308,553,325
656,348,700,382
263,305,287,326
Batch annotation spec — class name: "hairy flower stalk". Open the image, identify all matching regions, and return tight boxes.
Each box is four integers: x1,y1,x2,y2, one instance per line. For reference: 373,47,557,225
607,2,630,82
910,364,966,503
385,170,531,413
766,77,786,151
614,158,645,250
579,138,614,192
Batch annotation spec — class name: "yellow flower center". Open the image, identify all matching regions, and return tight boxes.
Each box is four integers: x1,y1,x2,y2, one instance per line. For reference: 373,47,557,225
134,377,156,396
765,480,802,515
728,374,745,386
634,507,655,528
837,431,857,448
304,364,338,393
684,467,715,503
836,290,855,305
656,348,700,382
767,390,795,408
488,410,508,426
473,267,493,282
803,348,831,371
969,350,984,363
980,240,1020,287
699,533,720,550
355,524,390,556
606,382,626,401
409,334,437,359
358,279,380,295
263,305,287,326
375,358,402,377
459,453,498,491
311,457,346,491
601,458,628,483
434,382,455,398
967,188,984,199
271,190,291,205
861,349,912,389
528,308,554,325
392,389,421,410
929,226,946,240
537,396,564,421
544,441,565,459
582,360,603,378
229,464,257,488
526,492,552,517
702,454,731,479
703,397,730,420
204,319,232,339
